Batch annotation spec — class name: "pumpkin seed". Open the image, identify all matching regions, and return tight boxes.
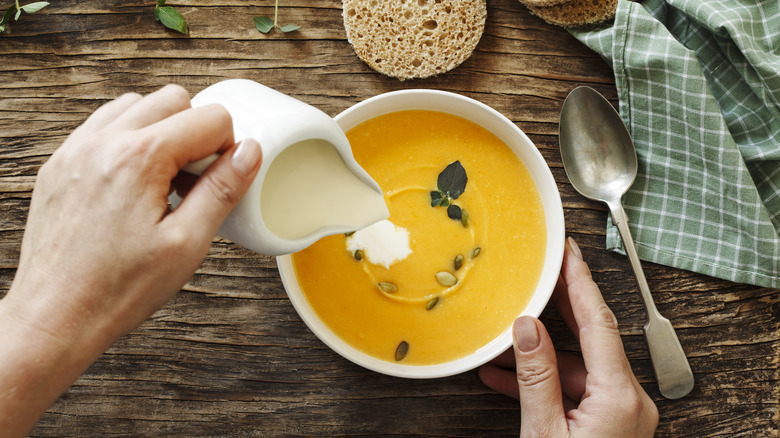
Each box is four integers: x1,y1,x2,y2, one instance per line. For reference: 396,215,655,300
354,249,363,261
453,254,464,271
395,341,409,361
435,271,458,287
426,296,440,311
472,247,481,258
378,282,398,293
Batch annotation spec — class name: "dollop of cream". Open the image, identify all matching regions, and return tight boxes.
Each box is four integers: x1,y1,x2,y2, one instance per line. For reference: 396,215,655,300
346,220,411,268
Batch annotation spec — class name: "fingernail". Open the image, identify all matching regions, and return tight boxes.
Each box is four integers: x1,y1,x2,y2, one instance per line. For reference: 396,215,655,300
567,236,582,259
231,138,262,175
513,316,540,352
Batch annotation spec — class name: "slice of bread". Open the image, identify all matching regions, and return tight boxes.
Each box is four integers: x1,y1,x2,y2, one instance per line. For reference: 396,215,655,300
342,0,487,80
524,0,618,28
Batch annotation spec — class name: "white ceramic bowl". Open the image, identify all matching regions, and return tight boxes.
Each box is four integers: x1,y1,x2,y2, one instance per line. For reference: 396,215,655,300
277,89,565,379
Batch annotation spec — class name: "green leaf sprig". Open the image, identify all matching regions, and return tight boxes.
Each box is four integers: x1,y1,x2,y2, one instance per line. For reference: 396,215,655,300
154,0,188,35
0,1,49,34
430,160,469,227
254,0,300,34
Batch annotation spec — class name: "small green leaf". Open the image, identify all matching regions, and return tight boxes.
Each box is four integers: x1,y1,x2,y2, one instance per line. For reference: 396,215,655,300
437,160,467,200
447,204,462,221
155,5,188,35
157,0,166,6
20,2,49,13
254,16,274,34
0,7,14,32
279,23,300,33
14,9,21,21
430,190,443,207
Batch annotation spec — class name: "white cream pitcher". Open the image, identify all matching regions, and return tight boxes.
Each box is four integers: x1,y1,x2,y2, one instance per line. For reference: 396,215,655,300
169,79,389,256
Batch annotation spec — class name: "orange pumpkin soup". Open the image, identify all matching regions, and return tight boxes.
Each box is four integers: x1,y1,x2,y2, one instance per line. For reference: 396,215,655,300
291,110,546,365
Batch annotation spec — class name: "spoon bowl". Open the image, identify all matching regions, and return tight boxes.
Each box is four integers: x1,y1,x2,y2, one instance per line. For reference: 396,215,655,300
559,87,637,204
559,86,694,400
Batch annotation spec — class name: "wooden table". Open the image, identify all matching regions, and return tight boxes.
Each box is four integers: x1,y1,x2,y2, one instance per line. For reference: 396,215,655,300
1,1,778,436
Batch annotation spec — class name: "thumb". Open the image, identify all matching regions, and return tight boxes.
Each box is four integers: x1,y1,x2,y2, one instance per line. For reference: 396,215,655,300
513,316,568,437
171,138,262,239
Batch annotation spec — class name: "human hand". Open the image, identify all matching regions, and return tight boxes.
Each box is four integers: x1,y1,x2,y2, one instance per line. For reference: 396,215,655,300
479,237,659,437
6,84,261,343
0,84,262,435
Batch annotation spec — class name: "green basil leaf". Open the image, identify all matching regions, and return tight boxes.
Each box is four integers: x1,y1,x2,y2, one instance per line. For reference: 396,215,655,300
157,0,166,6
14,8,21,21
155,5,188,35
447,204,462,221
254,16,274,34
430,190,443,207
20,2,49,13
437,160,467,200
279,23,300,33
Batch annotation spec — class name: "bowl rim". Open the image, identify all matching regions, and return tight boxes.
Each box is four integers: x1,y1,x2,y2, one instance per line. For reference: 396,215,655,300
277,89,565,378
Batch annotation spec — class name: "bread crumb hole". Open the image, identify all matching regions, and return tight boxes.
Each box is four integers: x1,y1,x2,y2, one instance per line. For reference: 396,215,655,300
418,0,427,5
412,58,422,67
404,10,412,19
445,6,452,13
347,8,356,17
423,19,438,29
424,39,433,46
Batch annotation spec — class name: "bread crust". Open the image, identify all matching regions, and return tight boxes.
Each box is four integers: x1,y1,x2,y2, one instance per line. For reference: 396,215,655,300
524,0,618,28
342,0,487,80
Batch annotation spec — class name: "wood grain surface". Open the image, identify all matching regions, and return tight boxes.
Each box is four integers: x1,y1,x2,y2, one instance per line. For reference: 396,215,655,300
1,0,778,436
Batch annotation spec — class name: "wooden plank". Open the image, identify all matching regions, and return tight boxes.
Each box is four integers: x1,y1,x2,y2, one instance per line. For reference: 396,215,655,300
0,0,776,436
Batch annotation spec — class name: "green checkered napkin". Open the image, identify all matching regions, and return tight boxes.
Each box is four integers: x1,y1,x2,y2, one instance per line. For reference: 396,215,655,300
570,0,780,288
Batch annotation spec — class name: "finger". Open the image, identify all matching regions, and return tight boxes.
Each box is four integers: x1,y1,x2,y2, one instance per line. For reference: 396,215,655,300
141,103,236,172
166,138,262,241
563,237,634,385
478,364,520,400
513,316,568,436
109,84,192,131
69,93,143,141
552,272,578,339
557,351,587,402
487,348,515,369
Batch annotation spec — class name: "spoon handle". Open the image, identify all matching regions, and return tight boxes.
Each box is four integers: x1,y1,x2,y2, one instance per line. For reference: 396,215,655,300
608,201,695,400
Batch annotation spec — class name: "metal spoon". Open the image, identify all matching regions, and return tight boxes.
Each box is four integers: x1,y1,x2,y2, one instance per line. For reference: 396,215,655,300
558,86,694,399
